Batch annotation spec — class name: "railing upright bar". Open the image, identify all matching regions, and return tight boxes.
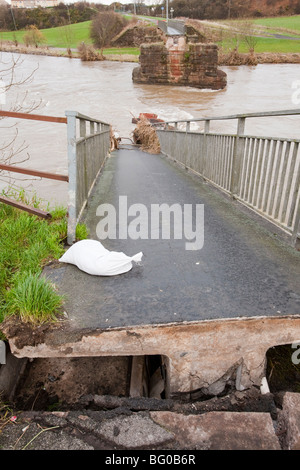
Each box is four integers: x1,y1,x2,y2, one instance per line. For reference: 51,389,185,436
155,109,300,246
66,111,78,245
230,117,246,197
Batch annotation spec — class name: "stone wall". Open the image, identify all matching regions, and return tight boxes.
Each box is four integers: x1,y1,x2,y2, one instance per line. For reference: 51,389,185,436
132,36,227,90
112,25,165,48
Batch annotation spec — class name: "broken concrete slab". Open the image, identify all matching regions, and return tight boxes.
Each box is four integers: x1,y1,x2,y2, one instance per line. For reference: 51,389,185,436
150,411,281,450
96,414,174,449
277,392,300,450
0,420,94,451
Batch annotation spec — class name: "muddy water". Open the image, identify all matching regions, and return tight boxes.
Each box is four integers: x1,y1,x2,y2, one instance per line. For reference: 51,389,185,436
1,52,299,206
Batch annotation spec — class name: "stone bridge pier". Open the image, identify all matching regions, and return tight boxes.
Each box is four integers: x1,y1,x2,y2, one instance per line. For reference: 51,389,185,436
132,34,227,90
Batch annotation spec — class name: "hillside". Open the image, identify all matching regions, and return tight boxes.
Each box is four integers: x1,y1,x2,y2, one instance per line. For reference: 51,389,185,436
169,0,300,19
247,0,300,17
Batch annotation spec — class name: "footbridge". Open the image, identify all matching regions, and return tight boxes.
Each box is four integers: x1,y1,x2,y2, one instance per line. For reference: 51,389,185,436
1,109,300,399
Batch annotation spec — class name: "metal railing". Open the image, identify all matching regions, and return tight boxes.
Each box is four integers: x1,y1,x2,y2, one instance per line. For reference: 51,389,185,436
0,110,69,219
154,109,300,246
0,110,111,244
66,111,111,245
157,19,186,35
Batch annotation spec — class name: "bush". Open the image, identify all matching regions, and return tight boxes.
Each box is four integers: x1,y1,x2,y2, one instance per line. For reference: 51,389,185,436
23,25,47,48
77,42,104,61
90,11,128,52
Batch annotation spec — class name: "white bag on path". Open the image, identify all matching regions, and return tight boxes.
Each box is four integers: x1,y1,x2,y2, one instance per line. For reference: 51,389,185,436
59,239,143,276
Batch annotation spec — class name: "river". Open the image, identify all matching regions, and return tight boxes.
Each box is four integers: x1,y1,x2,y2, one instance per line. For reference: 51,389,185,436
1,52,299,206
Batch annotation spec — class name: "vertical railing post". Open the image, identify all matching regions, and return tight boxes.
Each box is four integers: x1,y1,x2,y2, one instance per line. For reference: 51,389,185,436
90,121,95,135
230,117,246,197
66,110,78,245
79,119,86,138
202,119,210,177
292,204,300,248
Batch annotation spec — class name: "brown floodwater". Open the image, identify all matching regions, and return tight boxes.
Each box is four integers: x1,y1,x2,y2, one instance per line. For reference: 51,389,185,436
1,52,299,206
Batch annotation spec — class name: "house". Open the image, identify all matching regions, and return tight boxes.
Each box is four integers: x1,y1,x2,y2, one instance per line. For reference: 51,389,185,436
11,0,58,8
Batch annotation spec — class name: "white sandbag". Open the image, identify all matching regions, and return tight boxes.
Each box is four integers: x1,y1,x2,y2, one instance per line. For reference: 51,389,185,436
59,239,143,276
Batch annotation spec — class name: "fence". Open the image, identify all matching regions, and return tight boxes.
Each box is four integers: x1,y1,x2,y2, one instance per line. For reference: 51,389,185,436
0,110,111,244
66,111,111,244
157,19,186,35
154,109,300,246
0,110,69,219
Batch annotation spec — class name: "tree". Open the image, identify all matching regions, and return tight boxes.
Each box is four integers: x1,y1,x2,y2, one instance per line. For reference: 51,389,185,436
90,11,128,53
23,25,47,48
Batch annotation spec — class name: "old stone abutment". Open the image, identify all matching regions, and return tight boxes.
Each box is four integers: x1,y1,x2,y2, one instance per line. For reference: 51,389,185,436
132,35,227,90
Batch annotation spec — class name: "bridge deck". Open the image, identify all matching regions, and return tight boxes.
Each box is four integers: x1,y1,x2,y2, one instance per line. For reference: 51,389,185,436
46,146,300,331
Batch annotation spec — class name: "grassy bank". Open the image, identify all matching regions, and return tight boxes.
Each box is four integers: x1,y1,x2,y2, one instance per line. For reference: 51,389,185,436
253,15,300,33
0,21,140,58
0,21,93,49
1,14,299,55
0,191,86,331
211,14,300,53
220,36,300,53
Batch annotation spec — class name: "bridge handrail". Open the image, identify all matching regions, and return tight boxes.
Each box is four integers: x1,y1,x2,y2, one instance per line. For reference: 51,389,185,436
155,109,300,247
66,111,111,245
64,110,109,126
152,108,300,127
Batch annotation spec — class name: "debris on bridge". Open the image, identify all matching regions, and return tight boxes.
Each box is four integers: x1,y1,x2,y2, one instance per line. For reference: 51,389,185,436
110,127,120,151
132,116,161,154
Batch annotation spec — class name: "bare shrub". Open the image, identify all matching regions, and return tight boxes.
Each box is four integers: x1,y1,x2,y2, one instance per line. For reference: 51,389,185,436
77,42,104,61
23,25,47,48
90,11,128,53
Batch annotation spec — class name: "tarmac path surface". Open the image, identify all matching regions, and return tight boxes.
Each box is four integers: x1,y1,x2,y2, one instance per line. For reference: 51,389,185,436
49,146,300,330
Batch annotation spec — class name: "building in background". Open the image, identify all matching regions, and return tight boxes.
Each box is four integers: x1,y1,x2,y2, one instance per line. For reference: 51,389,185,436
11,0,59,8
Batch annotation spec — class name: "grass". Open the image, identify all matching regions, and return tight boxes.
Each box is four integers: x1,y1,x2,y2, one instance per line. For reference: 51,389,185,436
103,47,140,56
0,189,87,328
5,271,64,325
0,21,93,49
253,15,300,33
0,21,140,56
0,14,299,55
220,36,300,53
206,14,300,53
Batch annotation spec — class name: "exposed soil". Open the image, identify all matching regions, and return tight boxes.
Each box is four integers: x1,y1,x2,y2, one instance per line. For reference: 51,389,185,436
0,316,63,350
3,344,299,413
219,50,300,65
0,344,299,450
267,344,300,394
0,42,139,62
12,356,131,411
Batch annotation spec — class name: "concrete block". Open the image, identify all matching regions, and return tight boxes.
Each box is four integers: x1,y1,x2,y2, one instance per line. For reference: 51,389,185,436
0,352,27,401
96,414,174,449
278,392,300,450
150,411,281,450
0,340,6,364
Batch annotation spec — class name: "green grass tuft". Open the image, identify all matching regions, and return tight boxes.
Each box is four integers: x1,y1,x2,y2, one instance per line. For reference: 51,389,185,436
0,190,69,326
5,271,64,325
